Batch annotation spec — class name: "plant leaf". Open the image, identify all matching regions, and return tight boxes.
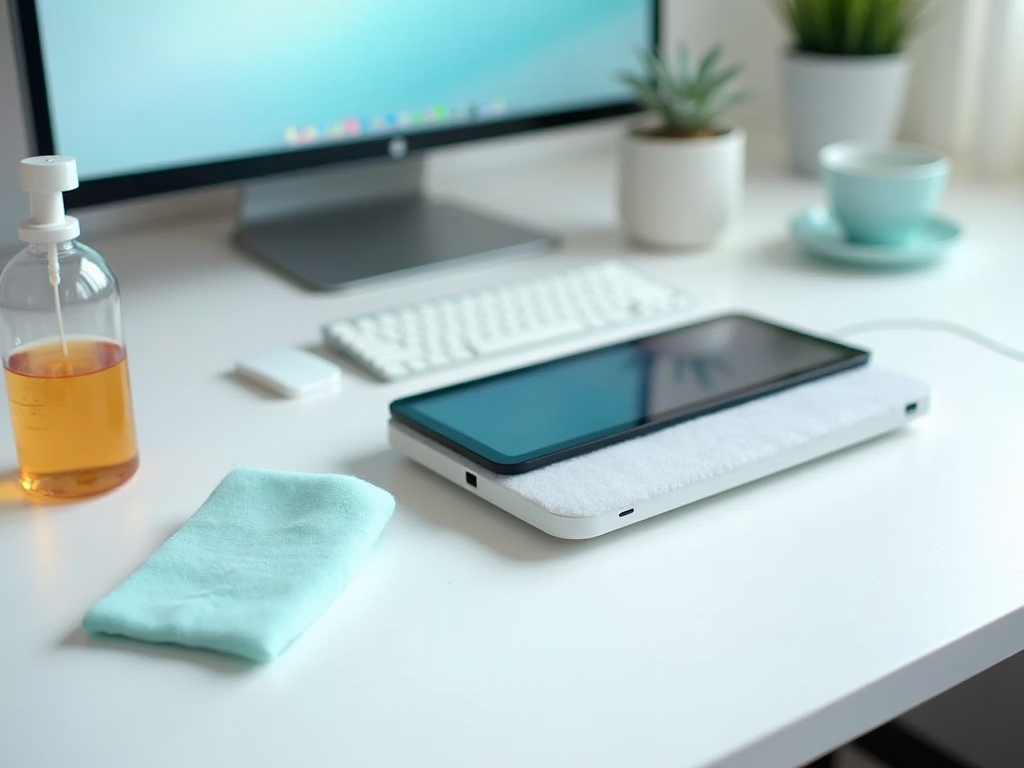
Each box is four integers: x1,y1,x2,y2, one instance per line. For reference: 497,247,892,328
775,0,931,55
697,43,723,82
616,39,751,132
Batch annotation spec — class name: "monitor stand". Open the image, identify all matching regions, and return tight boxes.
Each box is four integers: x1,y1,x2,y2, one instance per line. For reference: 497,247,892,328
233,156,558,291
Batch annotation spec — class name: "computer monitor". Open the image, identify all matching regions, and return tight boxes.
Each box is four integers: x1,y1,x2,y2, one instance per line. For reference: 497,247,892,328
12,0,658,290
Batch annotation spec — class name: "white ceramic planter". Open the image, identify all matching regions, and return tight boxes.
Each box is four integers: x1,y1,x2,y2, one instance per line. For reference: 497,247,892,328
782,51,911,176
618,126,746,249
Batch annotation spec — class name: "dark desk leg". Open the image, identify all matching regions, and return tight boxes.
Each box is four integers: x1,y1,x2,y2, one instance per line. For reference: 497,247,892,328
853,722,977,768
803,753,837,768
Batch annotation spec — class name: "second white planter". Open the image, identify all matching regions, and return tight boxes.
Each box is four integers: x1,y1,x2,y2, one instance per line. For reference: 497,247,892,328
782,51,911,176
618,126,746,249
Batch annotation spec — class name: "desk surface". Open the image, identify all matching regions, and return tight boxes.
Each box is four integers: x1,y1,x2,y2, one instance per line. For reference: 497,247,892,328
2,136,1024,768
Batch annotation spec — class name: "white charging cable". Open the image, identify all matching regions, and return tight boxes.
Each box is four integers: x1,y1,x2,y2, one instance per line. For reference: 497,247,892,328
833,318,1024,365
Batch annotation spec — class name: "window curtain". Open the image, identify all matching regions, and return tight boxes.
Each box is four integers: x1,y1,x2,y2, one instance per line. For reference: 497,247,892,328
904,0,1024,179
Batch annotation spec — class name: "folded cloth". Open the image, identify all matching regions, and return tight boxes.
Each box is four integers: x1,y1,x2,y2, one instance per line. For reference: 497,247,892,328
83,467,395,663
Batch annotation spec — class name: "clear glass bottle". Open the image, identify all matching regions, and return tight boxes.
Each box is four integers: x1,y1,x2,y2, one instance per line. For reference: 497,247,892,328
0,156,138,498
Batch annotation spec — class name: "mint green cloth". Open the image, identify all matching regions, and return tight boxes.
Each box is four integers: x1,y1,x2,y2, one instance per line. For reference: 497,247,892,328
83,467,395,663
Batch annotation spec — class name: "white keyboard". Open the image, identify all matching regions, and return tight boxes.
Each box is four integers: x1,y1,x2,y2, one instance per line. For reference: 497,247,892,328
322,260,694,381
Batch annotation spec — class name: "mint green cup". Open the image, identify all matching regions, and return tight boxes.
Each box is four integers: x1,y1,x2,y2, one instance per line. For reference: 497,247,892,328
819,141,951,246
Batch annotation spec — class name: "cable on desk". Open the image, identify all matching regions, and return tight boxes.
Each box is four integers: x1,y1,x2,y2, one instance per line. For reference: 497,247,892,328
833,318,1024,365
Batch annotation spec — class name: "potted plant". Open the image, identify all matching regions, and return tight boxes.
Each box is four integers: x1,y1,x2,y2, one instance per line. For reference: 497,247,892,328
617,43,749,249
774,0,927,175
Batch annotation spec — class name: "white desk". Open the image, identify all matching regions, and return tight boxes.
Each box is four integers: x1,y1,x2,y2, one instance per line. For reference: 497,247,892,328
2,136,1024,768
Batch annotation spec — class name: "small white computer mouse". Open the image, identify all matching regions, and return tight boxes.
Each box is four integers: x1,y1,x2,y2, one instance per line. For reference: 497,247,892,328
235,347,342,398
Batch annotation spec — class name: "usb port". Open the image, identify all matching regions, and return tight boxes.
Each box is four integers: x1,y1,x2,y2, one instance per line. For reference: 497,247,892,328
465,472,477,487
906,402,918,415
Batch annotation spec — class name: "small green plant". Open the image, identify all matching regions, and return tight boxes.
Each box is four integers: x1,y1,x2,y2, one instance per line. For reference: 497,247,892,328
774,0,928,55
618,43,749,138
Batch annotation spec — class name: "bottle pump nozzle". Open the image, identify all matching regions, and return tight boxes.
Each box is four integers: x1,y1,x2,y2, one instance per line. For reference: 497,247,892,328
19,156,81,245
19,156,81,356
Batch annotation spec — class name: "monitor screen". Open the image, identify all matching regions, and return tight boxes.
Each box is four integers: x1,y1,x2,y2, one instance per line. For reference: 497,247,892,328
15,0,657,206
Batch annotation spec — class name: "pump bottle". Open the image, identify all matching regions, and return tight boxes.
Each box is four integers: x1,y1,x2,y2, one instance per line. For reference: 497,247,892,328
0,156,139,498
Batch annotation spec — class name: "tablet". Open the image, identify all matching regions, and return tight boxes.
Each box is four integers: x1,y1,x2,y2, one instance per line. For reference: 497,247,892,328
388,312,870,474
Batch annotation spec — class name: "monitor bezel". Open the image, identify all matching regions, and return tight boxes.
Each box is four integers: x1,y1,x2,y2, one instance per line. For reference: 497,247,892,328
11,0,659,209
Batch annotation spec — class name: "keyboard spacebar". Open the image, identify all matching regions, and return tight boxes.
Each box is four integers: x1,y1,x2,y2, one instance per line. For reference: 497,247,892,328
465,321,588,356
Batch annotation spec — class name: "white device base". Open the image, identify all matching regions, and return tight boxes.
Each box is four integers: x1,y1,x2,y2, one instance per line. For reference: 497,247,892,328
388,366,930,539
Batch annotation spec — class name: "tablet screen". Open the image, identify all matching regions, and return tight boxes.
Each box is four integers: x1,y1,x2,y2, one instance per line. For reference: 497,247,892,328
389,313,869,473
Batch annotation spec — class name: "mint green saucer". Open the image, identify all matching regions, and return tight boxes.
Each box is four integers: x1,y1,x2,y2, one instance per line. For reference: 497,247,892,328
791,206,962,269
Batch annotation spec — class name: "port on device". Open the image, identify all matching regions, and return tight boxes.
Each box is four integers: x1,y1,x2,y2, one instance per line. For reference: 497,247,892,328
618,509,634,518
906,402,919,415
465,472,477,487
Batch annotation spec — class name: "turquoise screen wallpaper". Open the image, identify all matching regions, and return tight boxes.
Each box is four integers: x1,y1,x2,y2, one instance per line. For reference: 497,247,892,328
35,0,652,179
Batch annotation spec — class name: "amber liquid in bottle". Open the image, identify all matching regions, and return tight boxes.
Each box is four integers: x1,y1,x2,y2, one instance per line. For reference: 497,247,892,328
4,338,139,498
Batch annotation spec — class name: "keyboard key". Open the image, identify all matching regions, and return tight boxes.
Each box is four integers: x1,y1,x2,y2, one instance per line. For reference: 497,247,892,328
322,260,694,381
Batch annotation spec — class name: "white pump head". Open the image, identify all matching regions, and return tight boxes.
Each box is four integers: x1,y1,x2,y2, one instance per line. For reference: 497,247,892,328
19,155,82,244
